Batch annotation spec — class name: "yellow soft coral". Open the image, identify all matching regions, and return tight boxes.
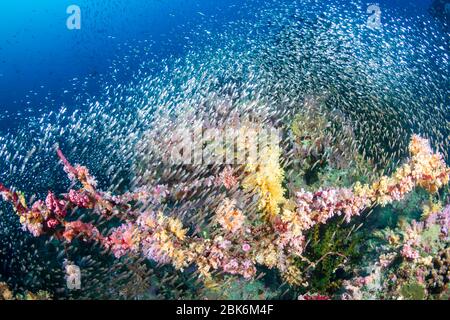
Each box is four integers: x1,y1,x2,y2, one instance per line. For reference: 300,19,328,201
167,217,187,241
243,144,286,221
281,261,305,286
254,242,279,268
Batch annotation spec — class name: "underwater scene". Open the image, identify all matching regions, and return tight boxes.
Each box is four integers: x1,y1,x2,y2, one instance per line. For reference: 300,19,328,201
0,0,449,302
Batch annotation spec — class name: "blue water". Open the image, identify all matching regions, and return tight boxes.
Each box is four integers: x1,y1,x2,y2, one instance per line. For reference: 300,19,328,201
0,0,442,124
0,0,266,116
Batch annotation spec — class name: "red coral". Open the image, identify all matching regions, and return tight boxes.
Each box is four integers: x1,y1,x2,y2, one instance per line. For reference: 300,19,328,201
62,221,101,243
299,294,331,300
57,148,78,178
45,191,67,218
46,218,60,229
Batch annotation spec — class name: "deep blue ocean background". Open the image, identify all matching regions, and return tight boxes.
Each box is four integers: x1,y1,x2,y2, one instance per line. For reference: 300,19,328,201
0,0,443,131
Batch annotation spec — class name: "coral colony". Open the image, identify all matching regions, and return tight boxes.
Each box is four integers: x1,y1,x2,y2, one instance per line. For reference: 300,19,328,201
1,134,448,299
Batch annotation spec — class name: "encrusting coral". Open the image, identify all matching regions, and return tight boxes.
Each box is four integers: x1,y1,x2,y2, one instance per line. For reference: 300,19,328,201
0,135,448,289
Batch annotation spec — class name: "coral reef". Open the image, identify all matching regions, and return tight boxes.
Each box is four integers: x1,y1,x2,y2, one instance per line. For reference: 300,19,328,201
0,134,448,300
341,203,449,300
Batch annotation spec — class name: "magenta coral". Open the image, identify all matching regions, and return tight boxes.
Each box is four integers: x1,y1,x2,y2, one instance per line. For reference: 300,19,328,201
400,244,420,260
67,190,92,208
104,223,139,258
45,192,67,218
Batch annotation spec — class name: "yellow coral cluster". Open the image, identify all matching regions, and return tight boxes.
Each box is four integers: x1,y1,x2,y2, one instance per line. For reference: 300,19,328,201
254,238,280,268
12,192,45,237
409,135,449,193
134,212,192,270
281,262,305,287
154,213,191,269
242,144,286,221
166,216,188,241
